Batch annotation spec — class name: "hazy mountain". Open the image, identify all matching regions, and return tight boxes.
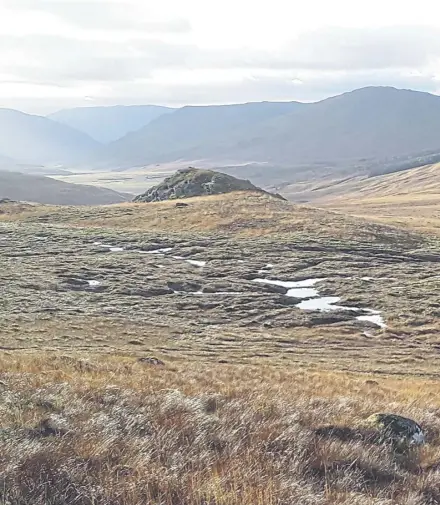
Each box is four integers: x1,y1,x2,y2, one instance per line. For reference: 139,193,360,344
99,87,440,170
49,105,173,143
0,170,130,205
101,101,303,166
228,87,440,164
0,109,100,165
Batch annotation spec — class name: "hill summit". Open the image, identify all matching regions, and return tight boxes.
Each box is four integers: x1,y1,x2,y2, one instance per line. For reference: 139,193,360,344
133,168,284,202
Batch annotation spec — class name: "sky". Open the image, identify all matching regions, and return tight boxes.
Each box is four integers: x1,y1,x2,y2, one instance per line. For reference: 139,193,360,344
1,0,440,113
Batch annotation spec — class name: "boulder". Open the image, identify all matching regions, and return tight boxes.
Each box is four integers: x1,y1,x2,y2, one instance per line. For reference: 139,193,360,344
138,357,165,366
364,413,425,447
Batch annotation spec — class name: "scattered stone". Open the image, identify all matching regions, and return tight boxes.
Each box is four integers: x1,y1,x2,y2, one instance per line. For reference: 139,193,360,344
364,413,425,447
138,357,165,366
365,379,379,386
175,202,189,208
128,339,143,345
31,417,69,437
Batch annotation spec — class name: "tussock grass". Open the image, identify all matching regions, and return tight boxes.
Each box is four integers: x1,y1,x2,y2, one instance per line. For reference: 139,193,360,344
0,191,423,245
1,353,440,504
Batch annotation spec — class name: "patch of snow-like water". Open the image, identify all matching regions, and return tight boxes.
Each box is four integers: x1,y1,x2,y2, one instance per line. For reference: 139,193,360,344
172,256,206,267
186,260,206,267
86,280,101,287
258,263,274,274
253,276,386,328
140,247,173,254
296,296,344,311
357,310,386,328
97,243,124,252
253,278,325,298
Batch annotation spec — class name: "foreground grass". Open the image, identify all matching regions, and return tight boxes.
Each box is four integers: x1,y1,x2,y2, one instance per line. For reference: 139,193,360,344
1,353,440,504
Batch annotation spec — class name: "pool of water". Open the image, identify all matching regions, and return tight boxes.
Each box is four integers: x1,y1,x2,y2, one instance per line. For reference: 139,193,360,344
253,278,324,298
139,247,173,254
86,280,101,287
186,260,206,267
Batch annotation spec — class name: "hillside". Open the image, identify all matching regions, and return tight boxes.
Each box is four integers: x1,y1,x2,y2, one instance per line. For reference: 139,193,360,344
49,105,173,143
0,109,100,165
0,170,129,205
134,167,284,202
100,101,303,166
2,189,440,504
97,87,440,172
309,163,440,236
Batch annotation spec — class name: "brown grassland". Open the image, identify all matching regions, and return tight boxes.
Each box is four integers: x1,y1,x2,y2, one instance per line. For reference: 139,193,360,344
1,190,440,504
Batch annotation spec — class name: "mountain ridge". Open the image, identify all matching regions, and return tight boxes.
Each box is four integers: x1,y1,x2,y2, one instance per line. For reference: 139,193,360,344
95,87,440,174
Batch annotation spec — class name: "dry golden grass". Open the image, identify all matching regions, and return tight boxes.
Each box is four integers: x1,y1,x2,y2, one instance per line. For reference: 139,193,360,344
1,352,440,504
310,164,440,236
0,191,423,243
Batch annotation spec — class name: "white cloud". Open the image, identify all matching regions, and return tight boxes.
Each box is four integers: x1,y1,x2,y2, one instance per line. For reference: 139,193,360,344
1,0,440,111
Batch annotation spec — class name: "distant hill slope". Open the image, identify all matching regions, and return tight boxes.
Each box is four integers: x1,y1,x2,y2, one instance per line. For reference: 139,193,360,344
134,167,285,202
312,163,440,236
0,170,129,205
280,162,440,204
49,105,173,143
0,109,100,165
97,87,440,170
101,101,303,166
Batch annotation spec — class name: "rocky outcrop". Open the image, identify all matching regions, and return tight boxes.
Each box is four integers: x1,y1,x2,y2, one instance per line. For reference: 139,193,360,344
133,167,285,202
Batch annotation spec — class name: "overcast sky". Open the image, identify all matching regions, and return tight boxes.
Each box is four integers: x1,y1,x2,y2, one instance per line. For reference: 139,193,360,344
1,0,440,113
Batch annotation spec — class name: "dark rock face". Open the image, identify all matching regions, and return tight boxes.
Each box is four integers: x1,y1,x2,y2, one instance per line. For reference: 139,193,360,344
133,168,285,203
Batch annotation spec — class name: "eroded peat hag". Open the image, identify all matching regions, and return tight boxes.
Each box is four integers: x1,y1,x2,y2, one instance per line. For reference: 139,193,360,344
1,193,439,375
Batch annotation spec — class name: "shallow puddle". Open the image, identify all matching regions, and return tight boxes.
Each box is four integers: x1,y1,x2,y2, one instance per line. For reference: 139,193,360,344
140,247,173,254
86,280,101,287
357,311,386,328
186,260,206,267
253,278,324,298
253,276,386,328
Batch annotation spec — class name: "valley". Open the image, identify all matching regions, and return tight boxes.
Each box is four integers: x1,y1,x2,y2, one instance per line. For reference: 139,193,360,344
2,88,440,504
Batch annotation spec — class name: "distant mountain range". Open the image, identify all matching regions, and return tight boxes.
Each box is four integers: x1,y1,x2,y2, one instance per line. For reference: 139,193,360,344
2,87,440,180
99,87,440,170
0,170,130,205
0,109,99,165
49,105,173,143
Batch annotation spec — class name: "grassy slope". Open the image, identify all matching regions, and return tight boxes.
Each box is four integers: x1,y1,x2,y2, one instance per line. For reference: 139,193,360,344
0,190,422,241
283,163,440,236
2,353,440,504
0,170,130,205
2,191,440,504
